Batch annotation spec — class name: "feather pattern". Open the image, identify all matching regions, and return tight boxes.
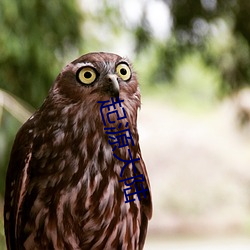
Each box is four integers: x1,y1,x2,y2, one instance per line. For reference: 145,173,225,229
4,52,152,250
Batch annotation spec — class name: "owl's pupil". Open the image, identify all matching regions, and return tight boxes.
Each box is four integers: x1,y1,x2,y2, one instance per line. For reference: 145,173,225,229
120,68,127,75
84,72,92,79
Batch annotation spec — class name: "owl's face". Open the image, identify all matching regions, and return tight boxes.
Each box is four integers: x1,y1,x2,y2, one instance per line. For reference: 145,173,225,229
52,52,140,106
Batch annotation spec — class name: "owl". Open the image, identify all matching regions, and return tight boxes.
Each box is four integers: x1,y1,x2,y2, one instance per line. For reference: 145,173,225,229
4,52,152,249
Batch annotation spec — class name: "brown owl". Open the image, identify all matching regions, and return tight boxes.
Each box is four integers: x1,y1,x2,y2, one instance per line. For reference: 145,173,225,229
4,52,152,249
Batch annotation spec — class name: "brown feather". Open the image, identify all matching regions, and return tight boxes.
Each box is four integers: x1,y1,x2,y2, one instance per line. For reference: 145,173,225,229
4,52,152,250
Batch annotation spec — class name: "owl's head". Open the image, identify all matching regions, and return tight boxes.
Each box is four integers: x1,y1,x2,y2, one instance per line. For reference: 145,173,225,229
51,52,141,108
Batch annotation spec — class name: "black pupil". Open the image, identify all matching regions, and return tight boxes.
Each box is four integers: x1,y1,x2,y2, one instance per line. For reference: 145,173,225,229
120,68,127,75
84,71,92,79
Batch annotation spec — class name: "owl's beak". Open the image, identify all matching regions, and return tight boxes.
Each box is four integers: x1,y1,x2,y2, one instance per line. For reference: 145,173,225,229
107,74,119,98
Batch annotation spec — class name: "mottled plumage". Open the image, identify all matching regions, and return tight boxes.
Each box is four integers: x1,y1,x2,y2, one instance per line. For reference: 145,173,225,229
4,52,152,249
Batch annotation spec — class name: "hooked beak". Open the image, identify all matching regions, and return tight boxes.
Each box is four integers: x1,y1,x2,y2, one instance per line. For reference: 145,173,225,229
107,74,119,98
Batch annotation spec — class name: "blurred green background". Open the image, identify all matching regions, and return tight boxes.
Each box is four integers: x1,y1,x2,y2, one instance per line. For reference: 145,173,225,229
1,0,250,249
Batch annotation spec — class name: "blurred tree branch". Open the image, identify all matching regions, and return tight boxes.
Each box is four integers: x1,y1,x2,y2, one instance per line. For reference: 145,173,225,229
0,89,32,125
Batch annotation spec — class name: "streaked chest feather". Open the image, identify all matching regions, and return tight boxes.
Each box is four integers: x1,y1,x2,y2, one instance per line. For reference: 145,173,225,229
23,169,141,249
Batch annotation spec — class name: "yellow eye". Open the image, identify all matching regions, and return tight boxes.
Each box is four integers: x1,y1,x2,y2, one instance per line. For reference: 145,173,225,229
77,67,97,85
116,63,131,81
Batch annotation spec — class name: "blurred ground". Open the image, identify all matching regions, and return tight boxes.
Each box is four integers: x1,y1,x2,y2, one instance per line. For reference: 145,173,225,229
144,237,250,250
138,98,250,248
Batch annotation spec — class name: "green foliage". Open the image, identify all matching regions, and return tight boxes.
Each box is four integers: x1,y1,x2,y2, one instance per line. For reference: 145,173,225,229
134,0,250,96
170,0,250,93
171,53,221,110
0,0,82,108
0,202,6,250
207,21,250,95
136,46,220,112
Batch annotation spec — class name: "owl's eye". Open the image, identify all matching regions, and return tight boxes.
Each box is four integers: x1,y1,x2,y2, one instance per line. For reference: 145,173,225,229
116,63,131,81
77,67,97,85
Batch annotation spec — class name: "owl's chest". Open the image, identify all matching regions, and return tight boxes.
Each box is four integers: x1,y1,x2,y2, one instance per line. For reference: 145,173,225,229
23,167,141,249
74,174,142,249
26,124,142,245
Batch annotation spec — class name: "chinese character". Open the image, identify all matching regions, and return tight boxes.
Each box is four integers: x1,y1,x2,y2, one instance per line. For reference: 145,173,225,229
97,97,127,126
113,148,139,177
104,122,134,151
119,174,149,203
97,98,148,203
